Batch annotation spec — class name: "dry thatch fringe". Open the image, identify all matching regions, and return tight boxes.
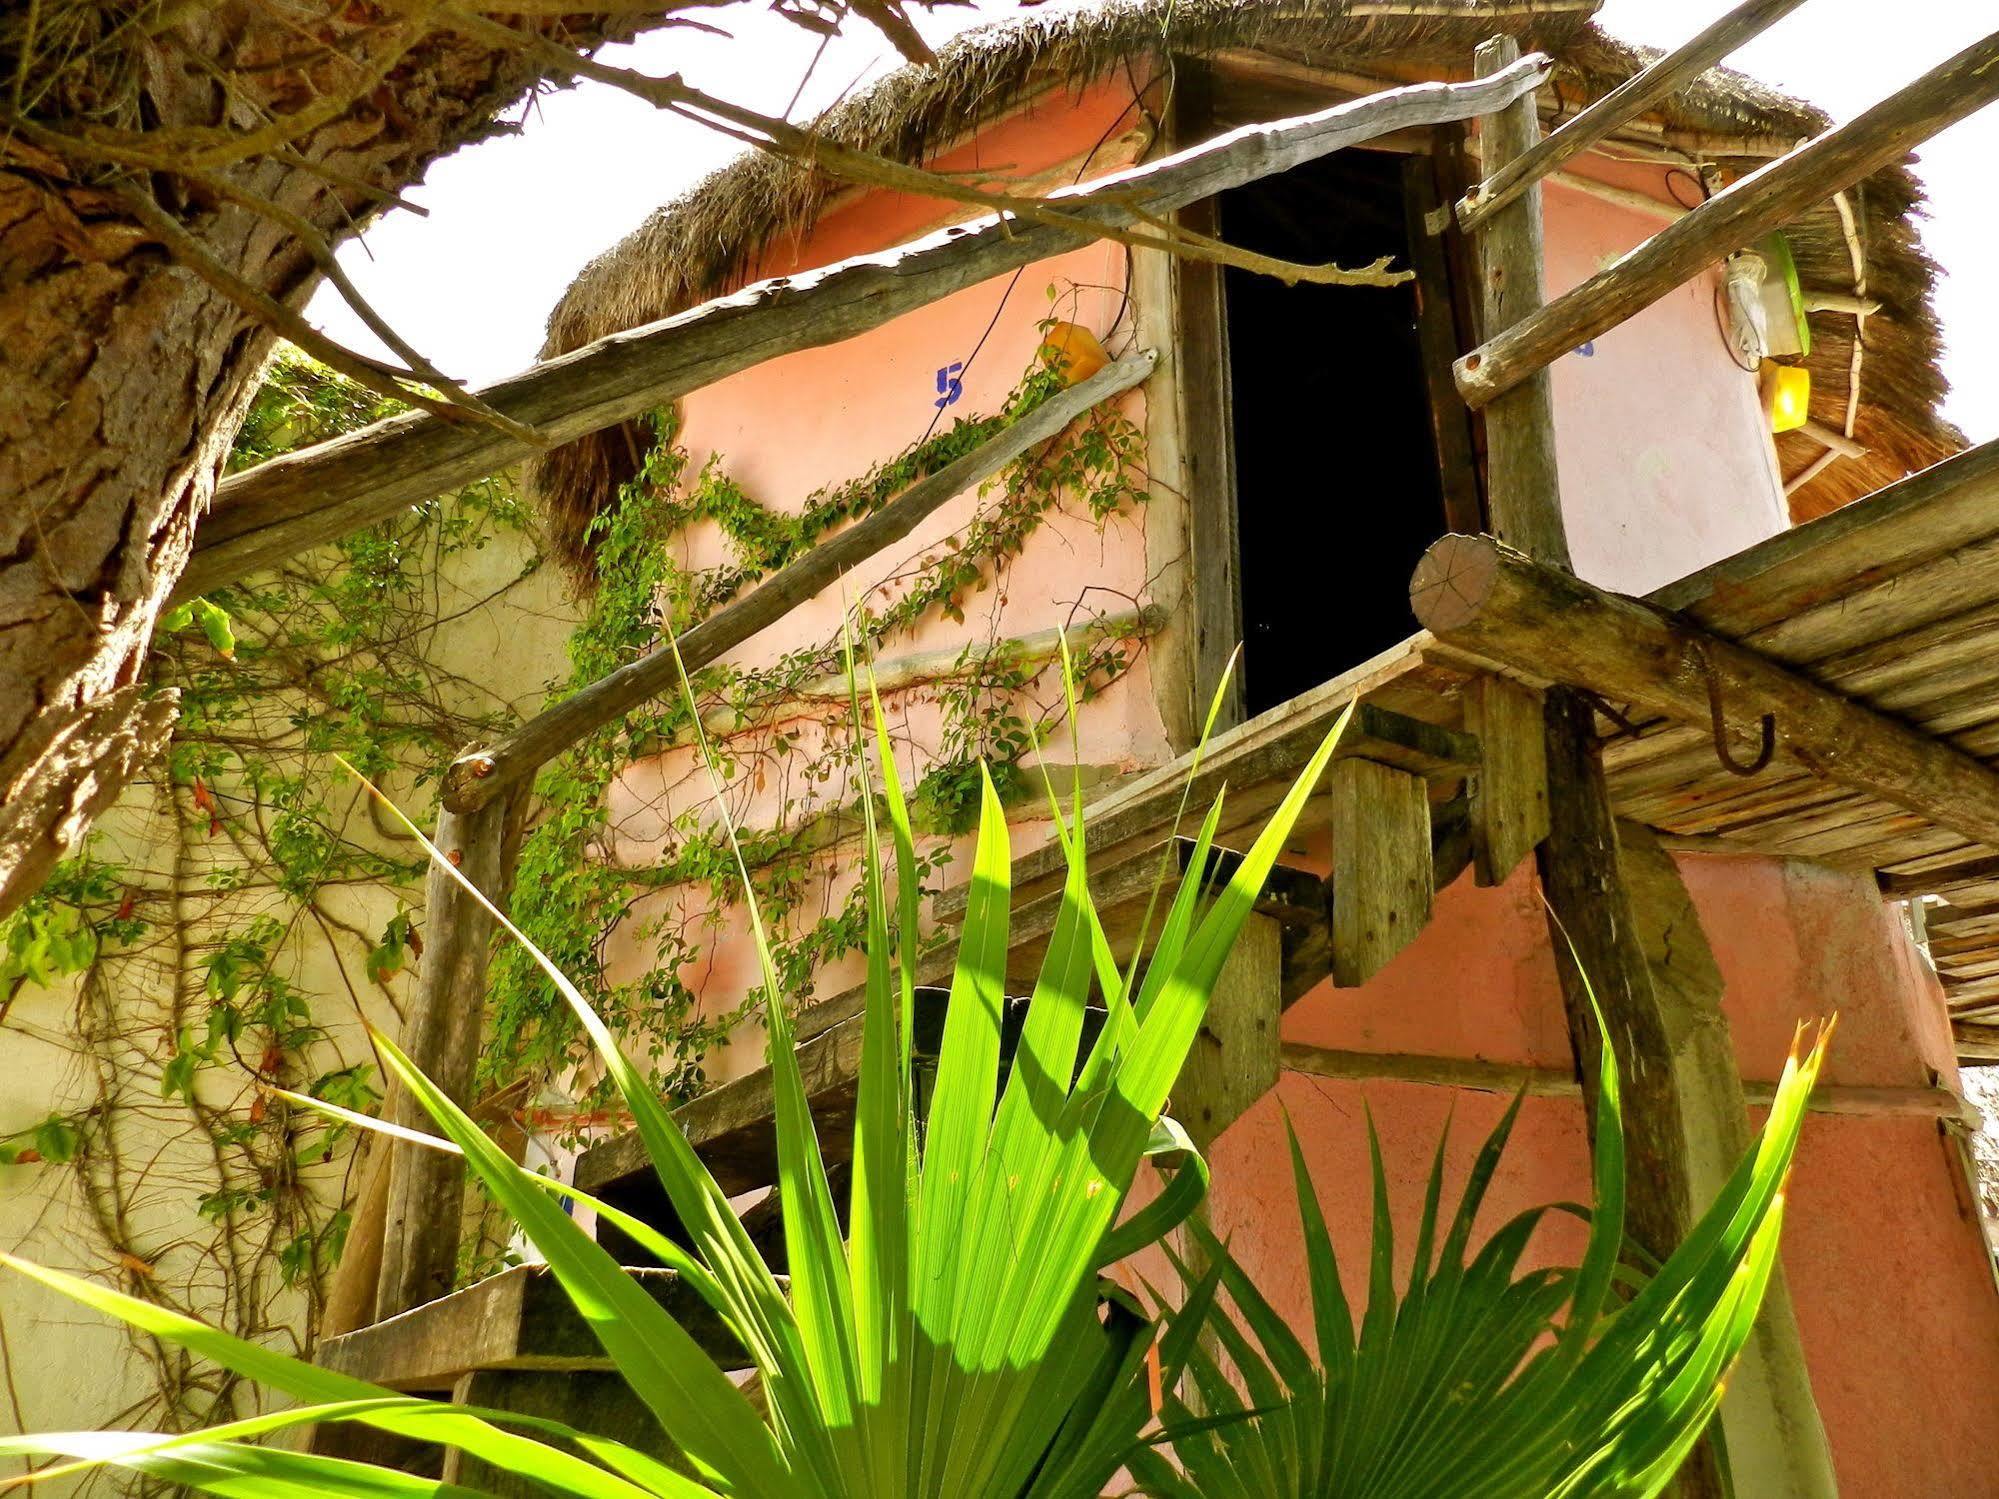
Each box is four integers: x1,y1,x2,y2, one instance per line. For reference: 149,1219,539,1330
528,0,1960,579
450,2,1416,290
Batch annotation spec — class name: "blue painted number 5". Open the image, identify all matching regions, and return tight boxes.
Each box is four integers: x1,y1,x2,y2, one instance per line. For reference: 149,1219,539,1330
935,362,964,409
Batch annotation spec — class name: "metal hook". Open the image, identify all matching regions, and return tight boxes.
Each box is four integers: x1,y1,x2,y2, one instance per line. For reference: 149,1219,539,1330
1692,641,1775,777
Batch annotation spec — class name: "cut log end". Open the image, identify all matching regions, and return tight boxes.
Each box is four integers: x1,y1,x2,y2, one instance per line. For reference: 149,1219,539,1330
1410,533,1502,633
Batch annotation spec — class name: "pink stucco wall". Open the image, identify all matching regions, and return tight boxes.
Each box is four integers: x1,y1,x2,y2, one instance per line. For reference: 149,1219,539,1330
591,76,1999,1485
1237,854,1999,1496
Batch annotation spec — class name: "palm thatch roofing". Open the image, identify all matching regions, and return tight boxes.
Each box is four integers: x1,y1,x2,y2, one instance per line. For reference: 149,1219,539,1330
529,0,1960,578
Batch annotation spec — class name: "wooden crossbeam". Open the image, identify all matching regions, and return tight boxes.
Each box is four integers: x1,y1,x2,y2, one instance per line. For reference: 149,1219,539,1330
323,1265,751,1389
1280,1043,1979,1125
177,57,1551,602
1455,0,1807,235
1412,533,1999,854
441,352,1155,813
1454,27,1999,408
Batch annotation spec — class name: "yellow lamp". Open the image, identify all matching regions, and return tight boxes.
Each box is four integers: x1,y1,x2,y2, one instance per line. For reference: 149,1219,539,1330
1767,363,1811,434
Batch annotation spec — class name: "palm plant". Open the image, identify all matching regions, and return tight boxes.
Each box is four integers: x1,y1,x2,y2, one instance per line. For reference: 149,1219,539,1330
1130,1018,1829,1499
0,656,1826,1499
0,671,1348,1499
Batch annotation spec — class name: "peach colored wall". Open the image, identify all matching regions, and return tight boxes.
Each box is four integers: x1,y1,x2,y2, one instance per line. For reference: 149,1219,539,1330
1239,854,1999,1496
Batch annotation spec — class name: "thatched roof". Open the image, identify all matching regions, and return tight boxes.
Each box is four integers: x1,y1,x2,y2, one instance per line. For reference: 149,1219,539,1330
530,0,1959,577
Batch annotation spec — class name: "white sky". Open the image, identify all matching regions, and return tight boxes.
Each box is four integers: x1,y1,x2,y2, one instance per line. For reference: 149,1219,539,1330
308,0,1996,441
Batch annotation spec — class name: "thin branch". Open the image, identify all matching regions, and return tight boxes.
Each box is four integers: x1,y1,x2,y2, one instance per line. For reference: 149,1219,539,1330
116,184,542,444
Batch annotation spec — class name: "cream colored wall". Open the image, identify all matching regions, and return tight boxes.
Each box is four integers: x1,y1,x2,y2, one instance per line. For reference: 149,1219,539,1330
0,510,576,1480
1546,161,1792,593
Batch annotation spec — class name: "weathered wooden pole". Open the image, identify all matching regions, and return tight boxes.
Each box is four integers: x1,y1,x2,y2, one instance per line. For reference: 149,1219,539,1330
375,796,515,1320
1459,36,1832,1495
1467,28,1696,1258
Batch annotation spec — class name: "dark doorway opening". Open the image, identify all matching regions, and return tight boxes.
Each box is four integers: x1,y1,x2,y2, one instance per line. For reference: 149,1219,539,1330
1218,149,1469,718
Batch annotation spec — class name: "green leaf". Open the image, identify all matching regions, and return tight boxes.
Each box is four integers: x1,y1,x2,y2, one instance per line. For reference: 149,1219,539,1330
32,1115,81,1165
193,598,237,659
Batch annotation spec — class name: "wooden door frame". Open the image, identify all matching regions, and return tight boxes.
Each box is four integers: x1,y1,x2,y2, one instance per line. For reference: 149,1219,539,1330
1139,67,1484,752
1139,59,1246,751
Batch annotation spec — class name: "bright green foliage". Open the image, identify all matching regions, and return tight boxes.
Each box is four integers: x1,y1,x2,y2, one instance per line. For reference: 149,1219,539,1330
3,666,1347,1498
1131,1023,1829,1499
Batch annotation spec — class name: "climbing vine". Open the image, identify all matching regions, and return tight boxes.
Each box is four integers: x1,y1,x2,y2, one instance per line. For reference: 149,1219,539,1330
0,352,556,1467
489,317,1152,1112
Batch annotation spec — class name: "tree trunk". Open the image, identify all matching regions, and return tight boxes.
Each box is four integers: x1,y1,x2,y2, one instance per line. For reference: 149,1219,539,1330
0,4,673,918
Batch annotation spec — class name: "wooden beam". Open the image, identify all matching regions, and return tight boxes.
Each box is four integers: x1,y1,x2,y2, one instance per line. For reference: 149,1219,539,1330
1412,532,1999,855
1455,27,1999,408
442,353,1154,813
1329,757,1433,986
179,58,1552,602
1455,0,1808,235
1465,672,1547,885
1278,1044,1978,1124
375,797,513,1320
327,1265,750,1390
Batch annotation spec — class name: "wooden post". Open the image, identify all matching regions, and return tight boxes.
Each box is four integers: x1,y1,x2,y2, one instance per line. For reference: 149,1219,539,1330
1176,913,1283,1150
1467,36,1718,1495
1166,63,1248,738
1172,910,1283,1395
1464,673,1547,886
1329,758,1434,986
375,797,513,1320
1539,697,1694,1252
1615,824,1839,1497
1470,36,1568,569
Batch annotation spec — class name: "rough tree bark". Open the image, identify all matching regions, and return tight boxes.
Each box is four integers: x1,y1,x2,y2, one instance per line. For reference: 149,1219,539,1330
0,4,729,919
